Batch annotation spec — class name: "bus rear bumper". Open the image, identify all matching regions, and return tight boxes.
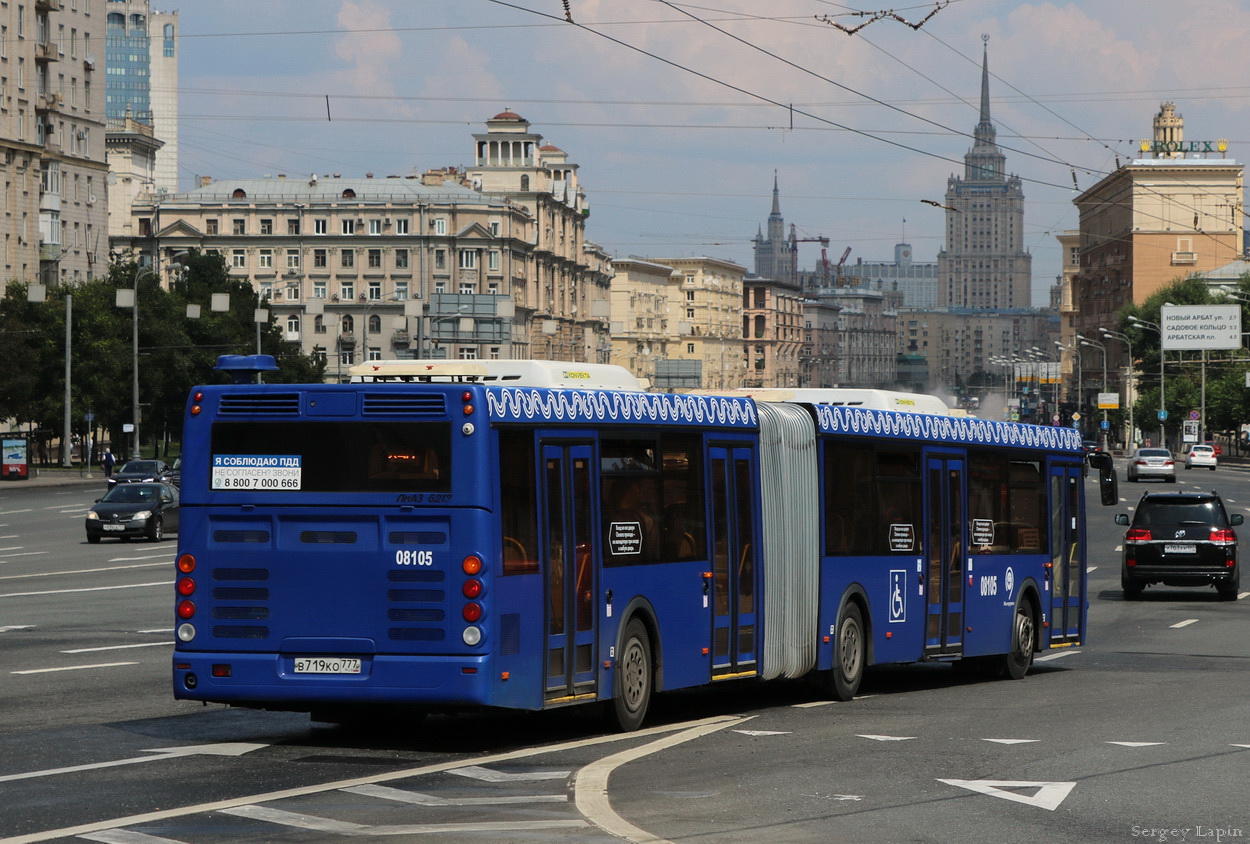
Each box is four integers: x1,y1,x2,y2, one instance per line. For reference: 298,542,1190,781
172,651,495,709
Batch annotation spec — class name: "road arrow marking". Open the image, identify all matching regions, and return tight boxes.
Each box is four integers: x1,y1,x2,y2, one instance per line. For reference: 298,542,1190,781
938,778,1076,811
1106,741,1166,747
1170,619,1199,629
857,734,917,741
0,625,34,633
0,743,267,783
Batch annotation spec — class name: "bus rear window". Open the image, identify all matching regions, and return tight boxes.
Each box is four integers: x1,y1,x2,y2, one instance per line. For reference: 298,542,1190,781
210,421,451,493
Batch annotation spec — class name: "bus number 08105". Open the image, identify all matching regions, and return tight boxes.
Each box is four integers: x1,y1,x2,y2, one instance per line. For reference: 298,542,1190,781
395,550,434,566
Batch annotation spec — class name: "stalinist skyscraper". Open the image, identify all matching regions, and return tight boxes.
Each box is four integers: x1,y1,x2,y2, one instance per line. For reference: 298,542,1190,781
937,38,1032,309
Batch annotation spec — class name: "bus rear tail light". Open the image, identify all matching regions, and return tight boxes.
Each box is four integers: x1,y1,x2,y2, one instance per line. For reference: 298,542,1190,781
176,577,196,597
462,555,483,576
177,554,196,573
212,664,232,678
463,602,483,623
190,391,205,416
177,600,196,620
462,579,483,599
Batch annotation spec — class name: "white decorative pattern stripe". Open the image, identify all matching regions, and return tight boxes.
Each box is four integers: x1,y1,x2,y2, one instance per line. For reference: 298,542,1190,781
814,406,1083,452
484,388,758,428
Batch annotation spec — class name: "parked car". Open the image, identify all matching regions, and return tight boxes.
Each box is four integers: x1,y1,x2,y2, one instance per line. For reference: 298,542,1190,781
1116,490,1241,599
108,459,168,487
1126,448,1175,483
85,482,180,543
1185,444,1217,471
160,456,181,488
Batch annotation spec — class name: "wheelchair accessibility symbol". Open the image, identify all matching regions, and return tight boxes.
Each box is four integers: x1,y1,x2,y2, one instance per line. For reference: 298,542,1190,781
889,569,907,623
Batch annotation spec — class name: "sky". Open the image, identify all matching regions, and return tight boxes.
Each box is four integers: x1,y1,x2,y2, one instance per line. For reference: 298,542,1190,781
172,1,1250,307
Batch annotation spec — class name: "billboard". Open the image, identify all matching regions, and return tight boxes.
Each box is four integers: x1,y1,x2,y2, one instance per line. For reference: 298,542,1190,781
1161,305,1242,350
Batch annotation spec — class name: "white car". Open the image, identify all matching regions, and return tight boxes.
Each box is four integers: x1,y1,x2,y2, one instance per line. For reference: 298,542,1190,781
1185,444,1217,470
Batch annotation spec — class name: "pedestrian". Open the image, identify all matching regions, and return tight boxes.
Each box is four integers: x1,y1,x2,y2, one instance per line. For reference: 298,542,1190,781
101,448,116,480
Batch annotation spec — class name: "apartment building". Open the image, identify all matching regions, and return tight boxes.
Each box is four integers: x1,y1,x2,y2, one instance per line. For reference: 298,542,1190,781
742,273,803,388
648,256,747,391
118,113,613,371
1,0,108,286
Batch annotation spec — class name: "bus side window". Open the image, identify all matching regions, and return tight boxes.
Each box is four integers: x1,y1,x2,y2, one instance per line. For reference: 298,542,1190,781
499,430,539,575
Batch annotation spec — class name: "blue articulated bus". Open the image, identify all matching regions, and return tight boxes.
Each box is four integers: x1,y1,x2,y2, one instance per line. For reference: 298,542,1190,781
172,358,1116,730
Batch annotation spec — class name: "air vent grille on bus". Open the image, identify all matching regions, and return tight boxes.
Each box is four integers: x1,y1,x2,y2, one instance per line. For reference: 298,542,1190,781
212,568,271,639
386,569,446,642
218,393,301,415
362,393,447,416
213,531,271,544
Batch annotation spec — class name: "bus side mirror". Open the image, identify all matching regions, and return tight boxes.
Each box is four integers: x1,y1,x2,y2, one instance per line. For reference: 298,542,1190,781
1087,452,1118,506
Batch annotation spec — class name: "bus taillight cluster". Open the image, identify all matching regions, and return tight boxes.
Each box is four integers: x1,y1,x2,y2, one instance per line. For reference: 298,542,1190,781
176,553,197,642
461,554,484,645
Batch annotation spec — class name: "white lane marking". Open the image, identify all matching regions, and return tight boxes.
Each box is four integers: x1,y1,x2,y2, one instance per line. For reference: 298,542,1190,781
450,765,570,782
0,535,17,539
62,642,172,654
109,554,173,562
343,784,566,806
1088,566,1098,573
1106,741,1166,747
222,805,587,836
0,743,266,784
576,716,744,844
983,739,1040,744
857,734,917,742
0,552,48,561
11,662,138,675
0,509,33,516
136,628,173,634
793,700,835,708
0,581,169,599
733,730,791,736
0,625,35,632
938,778,1076,811
80,831,187,844
0,562,167,581
1035,649,1081,663
0,715,740,844
1170,619,1199,629
0,546,25,552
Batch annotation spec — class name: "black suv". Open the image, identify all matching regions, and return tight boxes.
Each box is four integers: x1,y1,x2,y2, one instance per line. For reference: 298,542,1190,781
1116,491,1242,600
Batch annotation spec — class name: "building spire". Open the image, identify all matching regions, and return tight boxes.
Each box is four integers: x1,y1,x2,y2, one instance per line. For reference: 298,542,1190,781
975,35,996,147
771,170,781,217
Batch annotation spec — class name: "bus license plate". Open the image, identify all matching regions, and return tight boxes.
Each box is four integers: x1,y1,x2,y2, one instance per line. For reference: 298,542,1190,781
294,657,361,674
1164,543,1196,554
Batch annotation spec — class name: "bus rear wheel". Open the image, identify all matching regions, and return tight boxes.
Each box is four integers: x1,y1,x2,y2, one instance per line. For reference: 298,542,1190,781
1002,598,1035,681
830,603,864,701
611,618,652,732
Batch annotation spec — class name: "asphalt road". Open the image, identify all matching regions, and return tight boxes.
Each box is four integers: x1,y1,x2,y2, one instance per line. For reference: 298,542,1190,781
1,465,1248,844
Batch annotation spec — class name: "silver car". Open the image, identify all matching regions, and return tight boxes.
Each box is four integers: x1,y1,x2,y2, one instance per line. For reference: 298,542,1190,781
1127,448,1176,483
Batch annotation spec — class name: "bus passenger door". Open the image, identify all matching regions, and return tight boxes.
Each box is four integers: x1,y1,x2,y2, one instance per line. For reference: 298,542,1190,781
540,443,598,705
1048,464,1084,644
709,445,758,679
924,455,965,657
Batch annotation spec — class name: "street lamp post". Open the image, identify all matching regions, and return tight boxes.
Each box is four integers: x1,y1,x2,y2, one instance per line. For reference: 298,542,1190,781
118,265,159,460
1127,315,1163,448
27,284,73,468
1079,335,1108,449
1101,328,1135,448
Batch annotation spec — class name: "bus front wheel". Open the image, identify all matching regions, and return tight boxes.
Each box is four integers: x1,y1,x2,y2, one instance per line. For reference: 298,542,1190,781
611,618,652,732
830,603,864,701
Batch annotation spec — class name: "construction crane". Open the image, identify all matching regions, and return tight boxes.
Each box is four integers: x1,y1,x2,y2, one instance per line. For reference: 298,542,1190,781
833,246,852,287
794,235,831,287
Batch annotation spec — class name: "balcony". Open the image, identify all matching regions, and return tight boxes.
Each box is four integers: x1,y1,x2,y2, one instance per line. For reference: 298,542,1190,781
34,41,59,62
36,92,62,113
1171,251,1197,265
